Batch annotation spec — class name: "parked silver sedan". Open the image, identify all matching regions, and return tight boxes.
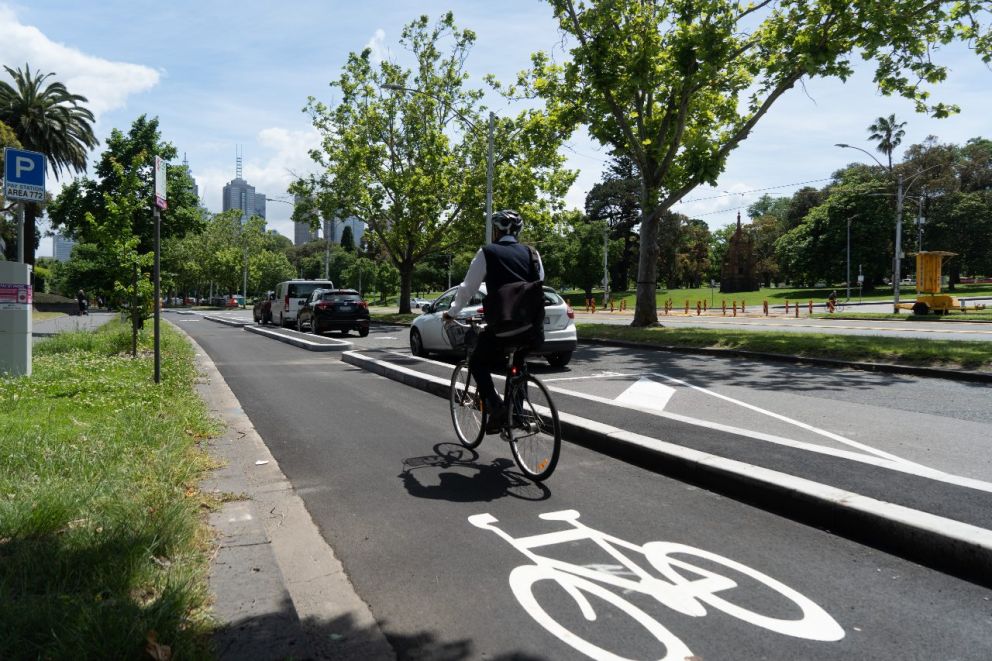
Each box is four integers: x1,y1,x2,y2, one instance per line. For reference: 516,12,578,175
409,285,577,367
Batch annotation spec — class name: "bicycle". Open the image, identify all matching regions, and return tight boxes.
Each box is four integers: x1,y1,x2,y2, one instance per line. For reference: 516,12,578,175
447,317,561,481
469,509,845,660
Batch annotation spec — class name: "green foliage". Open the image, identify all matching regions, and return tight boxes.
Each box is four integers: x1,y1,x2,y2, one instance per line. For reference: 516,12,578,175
0,321,217,658
529,0,992,324
340,224,355,252
304,12,574,312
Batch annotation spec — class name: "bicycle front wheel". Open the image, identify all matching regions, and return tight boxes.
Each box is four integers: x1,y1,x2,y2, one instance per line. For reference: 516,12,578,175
450,361,485,449
508,374,561,480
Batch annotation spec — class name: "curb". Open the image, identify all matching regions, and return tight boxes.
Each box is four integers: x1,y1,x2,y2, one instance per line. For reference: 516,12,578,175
579,337,992,384
202,314,247,328
173,322,396,660
342,349,992,587
244,324,352,351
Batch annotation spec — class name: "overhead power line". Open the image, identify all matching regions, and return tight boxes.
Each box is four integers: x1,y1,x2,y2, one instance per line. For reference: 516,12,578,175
679,177,833,204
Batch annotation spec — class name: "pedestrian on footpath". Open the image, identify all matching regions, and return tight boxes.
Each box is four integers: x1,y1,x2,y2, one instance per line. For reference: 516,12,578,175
76,288,89,315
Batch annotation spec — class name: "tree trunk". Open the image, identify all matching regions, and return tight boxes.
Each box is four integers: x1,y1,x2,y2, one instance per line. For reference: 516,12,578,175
633,208,661,326
398,261,413,314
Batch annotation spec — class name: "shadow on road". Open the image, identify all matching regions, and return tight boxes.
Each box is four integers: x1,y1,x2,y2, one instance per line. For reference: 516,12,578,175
399,443,551,503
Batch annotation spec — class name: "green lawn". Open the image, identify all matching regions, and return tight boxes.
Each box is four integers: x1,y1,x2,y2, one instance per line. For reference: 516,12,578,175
0,321,220,658
577,323,992,370
813,310,992,322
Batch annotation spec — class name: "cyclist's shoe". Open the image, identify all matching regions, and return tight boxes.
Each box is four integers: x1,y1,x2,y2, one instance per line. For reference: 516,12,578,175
485,402,507,435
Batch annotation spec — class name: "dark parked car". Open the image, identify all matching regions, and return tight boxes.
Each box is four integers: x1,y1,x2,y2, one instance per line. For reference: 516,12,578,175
253,291,275,324
298,289,370,337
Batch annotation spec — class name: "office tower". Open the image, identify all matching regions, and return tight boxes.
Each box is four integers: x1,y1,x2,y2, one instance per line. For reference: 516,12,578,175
221,149,265,222
53,232,76,262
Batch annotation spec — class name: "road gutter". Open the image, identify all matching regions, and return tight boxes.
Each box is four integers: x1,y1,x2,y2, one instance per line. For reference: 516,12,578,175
342,349,992,587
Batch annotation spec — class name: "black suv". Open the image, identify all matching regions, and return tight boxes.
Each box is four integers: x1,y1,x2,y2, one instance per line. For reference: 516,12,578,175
298,289,370,337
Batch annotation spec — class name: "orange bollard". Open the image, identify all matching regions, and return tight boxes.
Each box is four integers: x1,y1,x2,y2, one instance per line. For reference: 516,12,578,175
610,300,615,312
684,299,689,314
808,299,813,314
703,300,708,312
763,300,769,316
733,301,738,317
742,299,746,312
785,299,790,313
722,300,727,316
795,303,799,318
696,301,701,315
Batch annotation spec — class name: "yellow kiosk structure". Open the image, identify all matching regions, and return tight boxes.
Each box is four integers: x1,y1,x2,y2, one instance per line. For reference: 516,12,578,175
903,251,986,315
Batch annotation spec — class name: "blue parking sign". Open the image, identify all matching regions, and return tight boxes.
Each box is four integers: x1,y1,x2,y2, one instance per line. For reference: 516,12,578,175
3,147,47,202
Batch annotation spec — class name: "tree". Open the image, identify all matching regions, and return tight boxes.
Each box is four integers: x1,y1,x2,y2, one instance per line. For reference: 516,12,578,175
48,115,203,253
585,156,641,290
868,114,908,173
340,224,355,252
674,218,711,289
530,0,992,325
0,119,23,260
0,64,98,266
304,12,574,313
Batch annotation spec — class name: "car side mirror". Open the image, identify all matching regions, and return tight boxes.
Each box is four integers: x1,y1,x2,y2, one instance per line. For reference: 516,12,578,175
422,303,432,313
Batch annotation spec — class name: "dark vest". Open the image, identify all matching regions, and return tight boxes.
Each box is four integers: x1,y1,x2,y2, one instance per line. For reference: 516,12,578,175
482,240,538,294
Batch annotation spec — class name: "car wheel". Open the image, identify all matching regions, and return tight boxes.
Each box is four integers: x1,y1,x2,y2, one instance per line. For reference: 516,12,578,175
311,319,321,335
546,351,573,368
410,328,427,357
279,313,286,328
264,312,272,325
340,329,350,337
912,302,929,316
359,327,369,338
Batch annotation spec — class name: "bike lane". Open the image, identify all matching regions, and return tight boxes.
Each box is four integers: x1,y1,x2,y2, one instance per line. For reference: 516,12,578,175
177,318,992,660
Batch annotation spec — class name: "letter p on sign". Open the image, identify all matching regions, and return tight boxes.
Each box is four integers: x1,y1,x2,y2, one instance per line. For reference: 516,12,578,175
15,156,35,179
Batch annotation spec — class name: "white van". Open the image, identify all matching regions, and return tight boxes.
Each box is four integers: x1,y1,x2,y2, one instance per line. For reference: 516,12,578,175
273,279,334,328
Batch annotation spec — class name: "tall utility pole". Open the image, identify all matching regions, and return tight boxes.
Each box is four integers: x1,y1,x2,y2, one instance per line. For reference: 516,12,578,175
894,174,905,313
485,111,494,244
602,226,609,307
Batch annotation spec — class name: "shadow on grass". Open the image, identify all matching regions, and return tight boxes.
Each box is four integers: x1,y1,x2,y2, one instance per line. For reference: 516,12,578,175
0,529,209,660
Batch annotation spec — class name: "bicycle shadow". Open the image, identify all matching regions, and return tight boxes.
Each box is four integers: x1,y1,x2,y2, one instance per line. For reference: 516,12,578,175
399,443,551,503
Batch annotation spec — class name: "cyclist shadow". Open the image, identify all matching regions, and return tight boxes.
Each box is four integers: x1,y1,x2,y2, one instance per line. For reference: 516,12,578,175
399,443,551,503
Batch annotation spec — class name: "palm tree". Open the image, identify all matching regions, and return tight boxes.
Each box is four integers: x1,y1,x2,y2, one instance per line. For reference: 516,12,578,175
0,64,98,265
867,114,907,173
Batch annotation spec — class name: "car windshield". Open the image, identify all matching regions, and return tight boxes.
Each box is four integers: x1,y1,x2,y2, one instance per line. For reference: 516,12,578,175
322,293,361,302
288,282,333,298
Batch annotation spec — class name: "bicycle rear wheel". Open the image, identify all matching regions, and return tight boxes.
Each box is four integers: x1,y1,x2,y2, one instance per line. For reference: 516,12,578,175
450,361,485,448
508,374,561,480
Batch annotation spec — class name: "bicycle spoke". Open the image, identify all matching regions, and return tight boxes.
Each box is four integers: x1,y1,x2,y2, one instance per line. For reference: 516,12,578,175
509,375,561,480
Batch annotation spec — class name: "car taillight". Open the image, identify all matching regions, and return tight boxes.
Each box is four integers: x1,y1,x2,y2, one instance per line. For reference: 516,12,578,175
316,302,332,311
358,300,368,310
284,295,290,311
477,307,484,315
566,304,575,319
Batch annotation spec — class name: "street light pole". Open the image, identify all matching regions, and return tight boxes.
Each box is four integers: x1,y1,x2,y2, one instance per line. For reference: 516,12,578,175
603,225,609,307
893,174,905,313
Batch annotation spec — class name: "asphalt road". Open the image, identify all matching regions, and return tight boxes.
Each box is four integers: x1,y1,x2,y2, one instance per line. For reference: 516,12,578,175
174,314,992,660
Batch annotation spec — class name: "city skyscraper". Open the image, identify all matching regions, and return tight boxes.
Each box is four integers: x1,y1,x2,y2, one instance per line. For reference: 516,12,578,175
221,149,264,222
53,232,75,262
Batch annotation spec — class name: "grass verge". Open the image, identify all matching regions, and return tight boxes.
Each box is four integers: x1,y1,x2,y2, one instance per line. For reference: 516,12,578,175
31,311,67,322
577,323,992,371
371,312,419,325
0,320,221,659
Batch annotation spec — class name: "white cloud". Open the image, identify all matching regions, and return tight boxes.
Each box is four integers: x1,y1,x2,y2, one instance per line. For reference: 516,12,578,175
193,127,321,240
364,29,390,64
0,5,159,119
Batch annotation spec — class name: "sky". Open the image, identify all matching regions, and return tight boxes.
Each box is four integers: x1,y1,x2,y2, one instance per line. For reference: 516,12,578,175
2,1,990,259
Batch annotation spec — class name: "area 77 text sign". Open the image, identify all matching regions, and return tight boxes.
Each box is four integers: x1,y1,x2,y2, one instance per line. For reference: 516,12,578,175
3,147,47,203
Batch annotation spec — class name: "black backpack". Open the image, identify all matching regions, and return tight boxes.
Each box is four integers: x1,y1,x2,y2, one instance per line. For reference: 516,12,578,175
484,246,545,338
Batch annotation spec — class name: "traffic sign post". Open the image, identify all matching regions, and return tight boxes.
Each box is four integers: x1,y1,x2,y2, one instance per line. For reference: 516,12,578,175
1,148,45,377
153,156,167,384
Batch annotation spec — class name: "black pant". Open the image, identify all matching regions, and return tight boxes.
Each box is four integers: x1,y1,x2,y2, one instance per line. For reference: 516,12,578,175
469,327,541,409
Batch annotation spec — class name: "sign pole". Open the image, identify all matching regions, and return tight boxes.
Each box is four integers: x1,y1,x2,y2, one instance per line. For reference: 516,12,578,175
153,206,161,384
153,156,167,384
16,202,24,263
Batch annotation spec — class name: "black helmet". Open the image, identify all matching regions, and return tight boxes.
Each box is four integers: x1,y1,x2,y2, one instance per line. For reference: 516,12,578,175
492,209,523,236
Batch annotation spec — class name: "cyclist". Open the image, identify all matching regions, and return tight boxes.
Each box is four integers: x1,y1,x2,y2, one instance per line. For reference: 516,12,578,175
443,209,545,434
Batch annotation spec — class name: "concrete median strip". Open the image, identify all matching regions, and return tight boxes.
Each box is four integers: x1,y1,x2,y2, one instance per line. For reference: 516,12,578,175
243,324,353,351
342,349,992,585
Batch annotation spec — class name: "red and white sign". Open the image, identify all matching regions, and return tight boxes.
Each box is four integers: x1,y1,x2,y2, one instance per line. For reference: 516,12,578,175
0,282,32,308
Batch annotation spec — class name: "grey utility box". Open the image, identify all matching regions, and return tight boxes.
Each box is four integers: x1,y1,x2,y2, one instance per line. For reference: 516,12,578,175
0,261,32,377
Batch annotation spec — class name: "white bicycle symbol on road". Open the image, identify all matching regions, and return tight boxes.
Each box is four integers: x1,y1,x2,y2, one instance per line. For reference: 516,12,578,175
469,510,844,660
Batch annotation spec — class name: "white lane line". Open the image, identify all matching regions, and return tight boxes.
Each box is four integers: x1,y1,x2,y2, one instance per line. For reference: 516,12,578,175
546,382,992,495
382,349,992,493
646,372,924,469
615,377,676,411
542,371,632,382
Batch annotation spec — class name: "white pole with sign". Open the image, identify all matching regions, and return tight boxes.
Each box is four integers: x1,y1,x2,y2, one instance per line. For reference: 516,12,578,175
153,156,167,384
1,147,46,377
